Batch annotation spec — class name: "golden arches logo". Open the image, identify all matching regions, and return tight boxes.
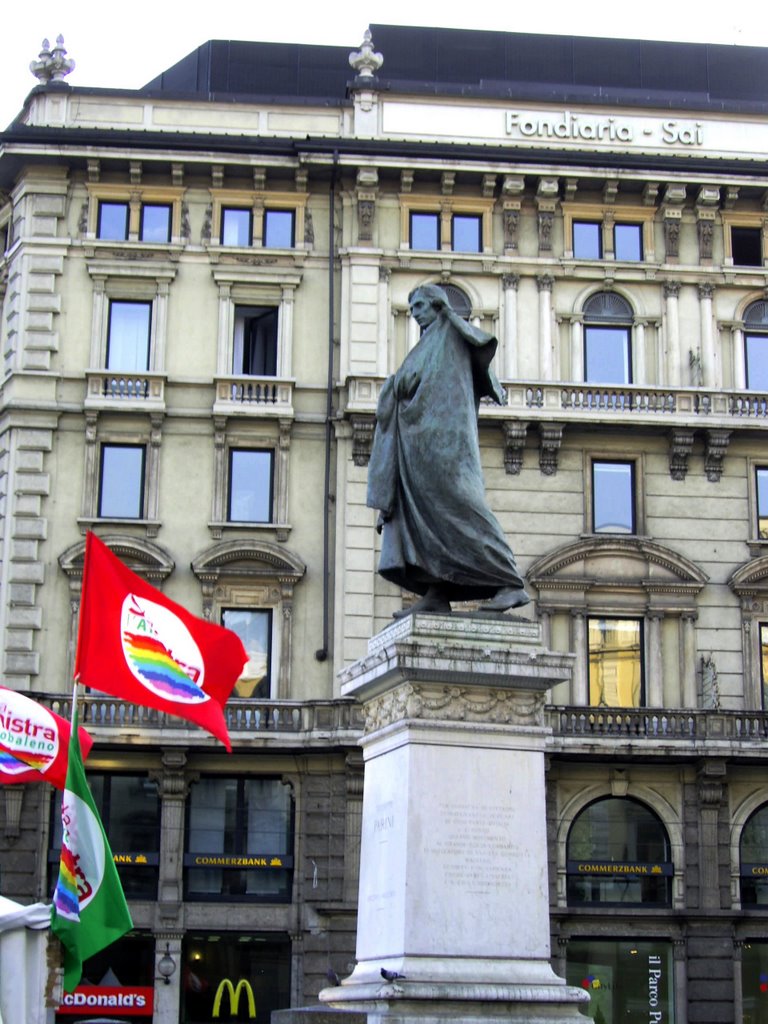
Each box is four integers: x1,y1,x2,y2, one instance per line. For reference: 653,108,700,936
212,978,256,1019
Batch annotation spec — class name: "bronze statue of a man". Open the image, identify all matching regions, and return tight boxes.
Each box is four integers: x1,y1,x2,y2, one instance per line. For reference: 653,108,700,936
367,283,529,616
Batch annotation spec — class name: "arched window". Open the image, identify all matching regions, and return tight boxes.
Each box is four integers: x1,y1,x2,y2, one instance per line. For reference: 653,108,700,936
743,300,768,390
740,804,768,906
443,283,472,319
583,292,633,385
566,797,672,906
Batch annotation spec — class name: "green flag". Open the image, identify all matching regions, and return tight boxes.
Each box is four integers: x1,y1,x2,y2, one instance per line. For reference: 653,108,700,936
50,710,133,992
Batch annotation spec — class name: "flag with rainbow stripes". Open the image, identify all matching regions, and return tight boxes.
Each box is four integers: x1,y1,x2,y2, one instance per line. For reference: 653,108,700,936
50,711,132,992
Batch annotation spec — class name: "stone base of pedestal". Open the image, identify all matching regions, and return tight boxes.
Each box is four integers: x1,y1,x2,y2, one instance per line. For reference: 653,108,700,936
277,614,589,1024
318,979,588,1023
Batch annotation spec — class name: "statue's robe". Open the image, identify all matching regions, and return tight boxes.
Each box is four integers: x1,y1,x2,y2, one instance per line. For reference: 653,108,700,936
367,313,525,600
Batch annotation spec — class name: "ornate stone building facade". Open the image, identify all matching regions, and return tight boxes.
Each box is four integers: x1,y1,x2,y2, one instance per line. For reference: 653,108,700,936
3,23,768,1024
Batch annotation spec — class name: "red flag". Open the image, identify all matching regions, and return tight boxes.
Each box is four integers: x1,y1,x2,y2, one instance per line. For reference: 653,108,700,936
0,687,93,789
75,533,247,751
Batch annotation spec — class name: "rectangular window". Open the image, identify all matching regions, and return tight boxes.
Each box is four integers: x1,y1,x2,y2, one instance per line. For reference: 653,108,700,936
50,776,159,899
745,334,768,390
761,624,768,711
233,305,278,376
106,300,151,373
223,608,272,699
410,211,440,250
614,222,643,261
758,468,768,538
573,220,602,259
139,203,171,243
588,617,643,707
97,201,129,240
451,214,482,252
584,326,631,384
566,940,675,1023
592,461,635,534
182,932,291,1023
228,449,273,523
185,777,294,900
732,226,763,267
263,209,295,248
221,207,253,246
99,444,145,519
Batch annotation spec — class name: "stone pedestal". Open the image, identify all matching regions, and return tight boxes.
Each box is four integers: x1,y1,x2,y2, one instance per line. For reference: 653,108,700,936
316,613,588,1023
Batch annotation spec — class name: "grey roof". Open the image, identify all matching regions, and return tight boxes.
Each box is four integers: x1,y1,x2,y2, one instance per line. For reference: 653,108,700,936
139,24,768,112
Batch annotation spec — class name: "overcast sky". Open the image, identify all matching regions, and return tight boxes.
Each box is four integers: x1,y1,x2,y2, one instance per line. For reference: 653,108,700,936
3,0,767,130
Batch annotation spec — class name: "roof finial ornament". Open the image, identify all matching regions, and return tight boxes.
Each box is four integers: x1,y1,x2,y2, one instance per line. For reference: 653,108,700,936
30,34,75,83
349,29,383,79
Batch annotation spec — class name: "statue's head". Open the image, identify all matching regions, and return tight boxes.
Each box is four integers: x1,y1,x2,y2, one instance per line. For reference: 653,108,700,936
408,284,451,328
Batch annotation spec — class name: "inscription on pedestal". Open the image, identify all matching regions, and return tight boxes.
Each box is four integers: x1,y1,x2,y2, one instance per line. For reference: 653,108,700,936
426,800,520,896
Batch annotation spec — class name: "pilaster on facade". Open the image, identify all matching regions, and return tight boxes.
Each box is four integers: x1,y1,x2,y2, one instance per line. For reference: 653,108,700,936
0,421,55,689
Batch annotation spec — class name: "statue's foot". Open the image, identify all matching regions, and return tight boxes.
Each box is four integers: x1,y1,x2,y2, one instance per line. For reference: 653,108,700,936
482,586,531,612
393,588,452,618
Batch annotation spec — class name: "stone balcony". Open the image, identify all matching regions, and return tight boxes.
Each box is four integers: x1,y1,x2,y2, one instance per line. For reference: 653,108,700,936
547,706,768,756
344,376,768,431
34,694,768,759
213,375,294,417
84,370,166,413
37,695,363,750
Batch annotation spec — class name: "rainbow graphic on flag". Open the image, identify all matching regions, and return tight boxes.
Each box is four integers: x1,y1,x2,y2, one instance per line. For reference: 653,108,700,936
0,748,51,774
122,631,207,702
53,842,81,921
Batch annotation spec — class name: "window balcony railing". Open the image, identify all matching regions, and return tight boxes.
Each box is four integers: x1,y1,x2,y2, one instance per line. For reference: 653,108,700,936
36,694,363,747
84,370,166,412
343,377,768,429
500,382,768,427
213,375,294,417
548,706,768,745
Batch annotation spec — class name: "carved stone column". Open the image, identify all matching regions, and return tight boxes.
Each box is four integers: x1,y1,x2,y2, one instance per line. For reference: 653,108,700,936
647,613,664,707
571,611,588,706
377,266,390,377
537,275,554,380
569,314,584,382
699,283,716,387
664,281,682,386
733,324,746,390
502,273,519,379
682,614,698,708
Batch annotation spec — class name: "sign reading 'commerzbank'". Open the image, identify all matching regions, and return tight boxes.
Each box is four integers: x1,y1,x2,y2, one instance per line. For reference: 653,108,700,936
381,100,768,160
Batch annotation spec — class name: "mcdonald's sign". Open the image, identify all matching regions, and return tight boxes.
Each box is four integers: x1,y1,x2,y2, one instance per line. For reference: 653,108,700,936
212,978,256,1018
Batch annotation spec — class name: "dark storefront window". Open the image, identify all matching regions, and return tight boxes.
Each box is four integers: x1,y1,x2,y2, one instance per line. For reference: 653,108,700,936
50,775,160,899
741,804,768,906
566,939,674,1023
55,933,154,1023
567,797,672,906
185,777,293,900
743,941,768,1023
183,932,291,1024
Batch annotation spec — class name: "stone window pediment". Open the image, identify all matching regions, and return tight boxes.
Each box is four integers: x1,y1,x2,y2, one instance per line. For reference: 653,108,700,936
59,534,174,585
191,540,306,700
729,554,768,598
528,536,708,612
